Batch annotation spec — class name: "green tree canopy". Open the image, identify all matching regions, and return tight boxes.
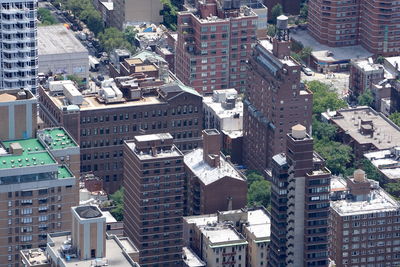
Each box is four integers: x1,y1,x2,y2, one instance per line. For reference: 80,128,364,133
160,0,178,31
246,170,264,188
389,112,400,127
124,26,138,45
270,4,283,24
314,139,353,175
267,24,276,37
98,27,133,52
384,182,400,199
312,115,337,140
307,81,347,115
355,159,382,182
357,90,374,107
38,8,57,25
248,180,271,208
109,187,124,221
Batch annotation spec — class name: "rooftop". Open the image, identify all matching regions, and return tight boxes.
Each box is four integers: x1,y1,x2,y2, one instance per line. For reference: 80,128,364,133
38,127,78,150
74,205,103,219
182,247,206,267
0,139,56,169
47,233,139,267
126,139,183,160
201,225,246,246
291,29,372,63
184,148,245,185
57,166,74,179
134,133,173,143
331,185,400,216
328,106,400,150
245,209,271,239
38,25,88,55
364,148,400,180
352,58,384,73
258,39,297,67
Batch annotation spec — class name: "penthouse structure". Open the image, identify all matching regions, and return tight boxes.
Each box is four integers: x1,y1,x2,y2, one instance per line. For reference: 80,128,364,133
269,125,330,267
203,89,243,164
175,0,257,94
364,147,400,183
324,106,400,159
184,129,247,216
38,55,203,193
0,0,38,92
0,128,79,267
330,171,400,267
20,205,140,267
123,133,184,266
243,16,312,172
183,207,271,267
308,0,400,56
0,89,37,141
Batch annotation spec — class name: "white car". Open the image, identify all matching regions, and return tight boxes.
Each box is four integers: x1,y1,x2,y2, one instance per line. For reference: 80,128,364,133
303,67,313,76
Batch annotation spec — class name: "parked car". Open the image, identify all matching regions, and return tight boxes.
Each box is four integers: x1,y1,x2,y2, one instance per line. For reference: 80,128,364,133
302,67,313,76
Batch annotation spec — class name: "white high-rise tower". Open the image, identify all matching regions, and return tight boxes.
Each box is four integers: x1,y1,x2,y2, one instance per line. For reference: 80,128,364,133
0,0,38,92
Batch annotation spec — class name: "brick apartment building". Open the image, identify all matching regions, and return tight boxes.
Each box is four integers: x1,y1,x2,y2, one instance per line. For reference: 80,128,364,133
38,57,203,193
269,125,331,267
183,129,247,215
0,128,79,267
308,0,400,56
243,16,312,172
175,0,257,94
123,133,184,267
330,170,400,267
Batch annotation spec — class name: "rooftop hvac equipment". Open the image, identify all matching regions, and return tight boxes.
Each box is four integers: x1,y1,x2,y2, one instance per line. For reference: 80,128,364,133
63,83,83,105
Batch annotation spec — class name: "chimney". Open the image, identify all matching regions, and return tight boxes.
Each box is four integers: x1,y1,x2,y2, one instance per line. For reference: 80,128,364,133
71,206,106,260
227,196,233,211
202,129,222,167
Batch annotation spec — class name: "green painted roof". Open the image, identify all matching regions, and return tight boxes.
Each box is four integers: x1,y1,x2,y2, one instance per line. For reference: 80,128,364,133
40,128,77,150
1,139,56,169
57,166,74,179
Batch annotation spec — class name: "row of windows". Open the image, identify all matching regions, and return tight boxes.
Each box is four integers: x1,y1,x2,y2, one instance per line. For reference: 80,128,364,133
80,106,199,124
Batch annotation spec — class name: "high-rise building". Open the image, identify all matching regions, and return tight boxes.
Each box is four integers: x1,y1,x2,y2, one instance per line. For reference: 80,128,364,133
123,133,184,266
183,129,247,215
269,125,330,267
20,205,140,267
38,54,203,193
0,89,37,141
330,170,400,267
243,15,312,172
308,0,400,56
0,128,79,267
0,0,38,92
175,0,257,94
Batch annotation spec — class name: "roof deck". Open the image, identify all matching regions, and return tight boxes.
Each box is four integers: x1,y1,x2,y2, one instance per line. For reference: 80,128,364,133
0,139,55,169
38,128,78,150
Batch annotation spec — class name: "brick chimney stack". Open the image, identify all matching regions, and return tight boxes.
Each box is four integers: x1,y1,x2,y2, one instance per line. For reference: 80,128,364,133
202,129,222,167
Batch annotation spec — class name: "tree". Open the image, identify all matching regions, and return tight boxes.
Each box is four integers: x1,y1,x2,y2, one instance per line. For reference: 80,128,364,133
376,56,385,64
389,112,400,127
300,47,313,65
248,180,271,208
307,81,347,116
384,182,400,199
314,139,353,175
270,4,283,24
38,8,57,25
109,187,124,221
290,39,304,53
80,9,104,35
299,2,308,19
357,89,374,107
246,170,264,187
98,27,133,52
312,115,337,140
267,24,276,37
124,26,138,45
160,0,178,31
